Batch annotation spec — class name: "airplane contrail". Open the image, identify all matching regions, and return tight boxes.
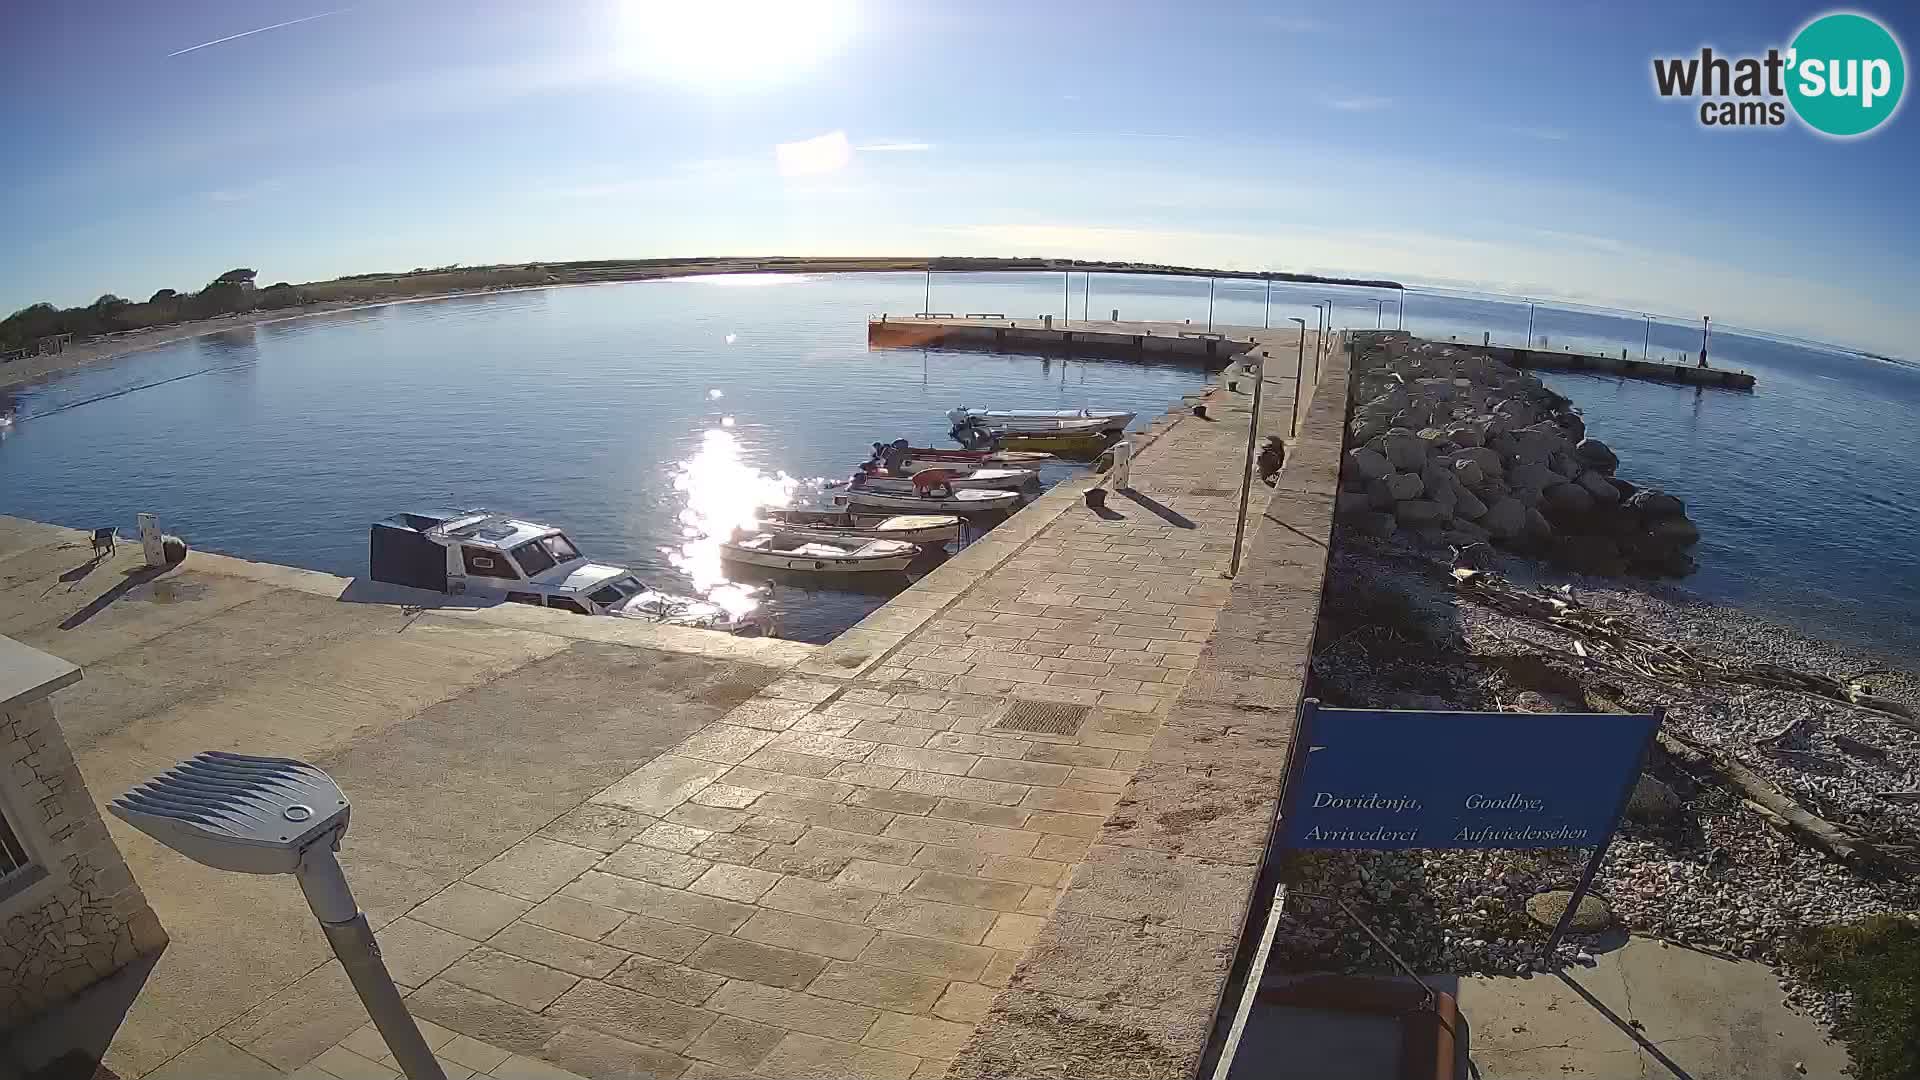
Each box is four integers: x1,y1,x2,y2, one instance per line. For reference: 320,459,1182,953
167,10,339,57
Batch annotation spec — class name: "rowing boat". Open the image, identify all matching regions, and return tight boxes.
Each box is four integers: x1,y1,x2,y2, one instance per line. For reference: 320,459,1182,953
991,431,1116,458
892,447,1054,467
756,510,962,544
947,407,1135,435
856,466,1037,492
720,532,920,573
842,485,1020,513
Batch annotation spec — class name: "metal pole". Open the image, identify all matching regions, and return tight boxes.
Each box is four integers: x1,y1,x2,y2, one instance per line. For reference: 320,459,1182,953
1373,299,1383,328
1526,301,1536,348
1063,271,1070,320
1228,347,1268,578
923,268,931,314
1263,277,1271,329
1084,272,1092,320
1207,277,1216,331
1398,287,1406,329
1699,315,1711,367
1290,319,1306,436
1643,315,1652,361
298,849,447,1080
1547,708,1665,956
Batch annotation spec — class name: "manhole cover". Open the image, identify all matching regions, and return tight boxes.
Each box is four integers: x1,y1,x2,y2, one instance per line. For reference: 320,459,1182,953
993,699,1091,736
1188,486,1235,498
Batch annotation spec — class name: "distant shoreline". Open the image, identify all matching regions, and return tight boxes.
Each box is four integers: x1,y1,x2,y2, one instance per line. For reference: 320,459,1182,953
1,256,1403,392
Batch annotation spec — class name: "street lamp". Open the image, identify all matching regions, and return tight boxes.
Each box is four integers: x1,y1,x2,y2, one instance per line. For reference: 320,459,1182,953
1229,339,1272,579
113,753,448,1080
1289,317,1307,437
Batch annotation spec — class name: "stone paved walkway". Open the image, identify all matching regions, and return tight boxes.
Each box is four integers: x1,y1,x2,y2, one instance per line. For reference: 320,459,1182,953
353,331,1309,1079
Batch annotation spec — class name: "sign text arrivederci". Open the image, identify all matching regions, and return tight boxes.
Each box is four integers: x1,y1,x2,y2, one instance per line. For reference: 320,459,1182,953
1279,705,1659,850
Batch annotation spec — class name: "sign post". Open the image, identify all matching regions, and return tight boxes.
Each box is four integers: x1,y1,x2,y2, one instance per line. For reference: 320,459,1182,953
1280,699,1662,958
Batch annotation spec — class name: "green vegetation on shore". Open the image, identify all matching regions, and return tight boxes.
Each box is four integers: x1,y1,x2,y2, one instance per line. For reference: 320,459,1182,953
1782,915,1920,1080
1,255,1406,357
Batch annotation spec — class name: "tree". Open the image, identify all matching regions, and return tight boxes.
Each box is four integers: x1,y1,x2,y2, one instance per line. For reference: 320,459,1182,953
149,288,177,303
214,267,257,285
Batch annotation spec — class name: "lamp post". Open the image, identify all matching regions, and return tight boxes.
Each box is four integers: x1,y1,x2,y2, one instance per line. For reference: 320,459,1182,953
1229,342,1270,579
112,754,448,1080
1288,317,1306,437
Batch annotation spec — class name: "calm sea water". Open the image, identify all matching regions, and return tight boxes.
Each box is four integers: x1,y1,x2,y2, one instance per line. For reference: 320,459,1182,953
1,271,1914,656
0,274,1224,641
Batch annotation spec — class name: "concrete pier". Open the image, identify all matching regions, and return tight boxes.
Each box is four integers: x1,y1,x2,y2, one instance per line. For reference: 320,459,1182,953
1457,340,1756,390
3,326,1348,1079
869,314,1257,363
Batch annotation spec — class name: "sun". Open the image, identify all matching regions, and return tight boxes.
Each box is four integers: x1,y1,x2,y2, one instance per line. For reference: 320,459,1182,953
615,0,857,91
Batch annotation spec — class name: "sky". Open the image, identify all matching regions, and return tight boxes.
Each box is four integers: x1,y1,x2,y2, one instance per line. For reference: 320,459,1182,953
1,0,1915,356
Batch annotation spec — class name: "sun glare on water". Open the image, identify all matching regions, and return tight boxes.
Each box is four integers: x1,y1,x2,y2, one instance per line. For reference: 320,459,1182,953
616,0,856,91
668,428,798,596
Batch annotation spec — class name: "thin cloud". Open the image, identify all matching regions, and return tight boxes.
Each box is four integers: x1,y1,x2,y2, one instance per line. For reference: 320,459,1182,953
168,10,340,57
856,141,933,152
775,131,852,177
1326,95,1393,112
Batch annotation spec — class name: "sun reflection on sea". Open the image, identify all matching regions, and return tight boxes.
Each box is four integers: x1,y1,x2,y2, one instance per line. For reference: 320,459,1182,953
667,428,798,612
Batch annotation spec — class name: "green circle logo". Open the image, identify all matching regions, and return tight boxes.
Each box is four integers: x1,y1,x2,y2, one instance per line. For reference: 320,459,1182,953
1787,12,1906,136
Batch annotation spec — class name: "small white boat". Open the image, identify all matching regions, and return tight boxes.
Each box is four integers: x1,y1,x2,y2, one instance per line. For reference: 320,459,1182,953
758,510,962,544
857,466,1037,492
892,447,1055,467
947,407,1135,435
721,533,920,573
843,485,1020,513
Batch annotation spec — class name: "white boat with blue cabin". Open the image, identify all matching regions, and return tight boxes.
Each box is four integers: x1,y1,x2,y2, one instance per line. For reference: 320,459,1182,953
369,509,767,633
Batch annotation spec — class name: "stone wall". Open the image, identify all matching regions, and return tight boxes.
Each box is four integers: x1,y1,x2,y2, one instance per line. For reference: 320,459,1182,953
1,693,166,1031
946,333,1350,1080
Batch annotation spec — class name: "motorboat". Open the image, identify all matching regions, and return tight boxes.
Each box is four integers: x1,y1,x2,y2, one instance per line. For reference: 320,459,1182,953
721,532,920,573
947,406,1135,435
856,466,1037,492
988,431,1117,459
893,447,1054,467
368,509,768,633
841,484,1020,513
758,509,963,544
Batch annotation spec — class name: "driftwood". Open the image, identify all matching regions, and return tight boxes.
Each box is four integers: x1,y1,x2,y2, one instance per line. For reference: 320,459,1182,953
1658,730,1917,875
1451,569,1920,733
1448,568,1920,874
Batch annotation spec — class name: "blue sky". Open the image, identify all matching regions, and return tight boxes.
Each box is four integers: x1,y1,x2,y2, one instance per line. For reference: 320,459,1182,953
1,1,1914,355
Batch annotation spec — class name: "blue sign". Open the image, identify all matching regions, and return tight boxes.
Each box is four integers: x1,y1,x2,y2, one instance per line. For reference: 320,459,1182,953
1279,700,1660,850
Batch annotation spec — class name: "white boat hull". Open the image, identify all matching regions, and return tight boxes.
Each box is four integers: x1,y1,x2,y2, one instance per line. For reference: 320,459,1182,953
844,487,1020,513
721,534,920,573
948,407,1134,435
757,512,962,544
858,467,1036,492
